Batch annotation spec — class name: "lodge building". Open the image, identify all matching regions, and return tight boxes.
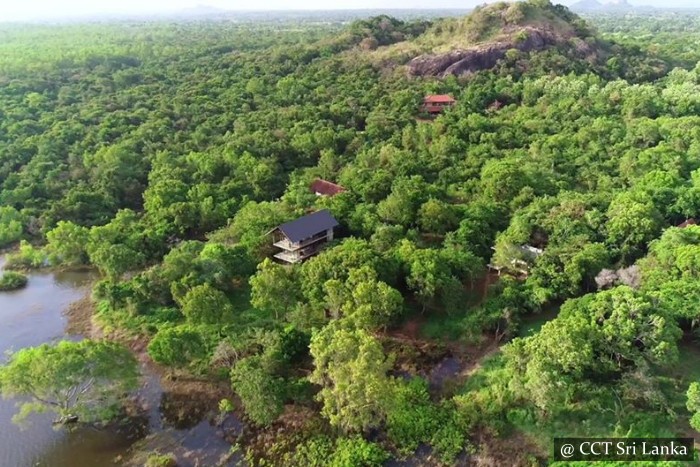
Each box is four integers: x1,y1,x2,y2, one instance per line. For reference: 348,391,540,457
423,94,456,115
269,209,339,264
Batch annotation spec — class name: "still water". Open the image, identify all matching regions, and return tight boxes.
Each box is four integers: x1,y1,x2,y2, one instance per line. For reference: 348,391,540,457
0,260,236,467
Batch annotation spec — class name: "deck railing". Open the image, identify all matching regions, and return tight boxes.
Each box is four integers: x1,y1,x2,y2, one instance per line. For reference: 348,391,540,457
273,231,328,251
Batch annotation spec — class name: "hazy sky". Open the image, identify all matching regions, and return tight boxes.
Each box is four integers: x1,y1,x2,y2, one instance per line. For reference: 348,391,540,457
1,0,699,22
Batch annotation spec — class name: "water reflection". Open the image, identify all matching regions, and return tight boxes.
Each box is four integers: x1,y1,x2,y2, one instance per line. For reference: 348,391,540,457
0,262,239,467
0,264,101,467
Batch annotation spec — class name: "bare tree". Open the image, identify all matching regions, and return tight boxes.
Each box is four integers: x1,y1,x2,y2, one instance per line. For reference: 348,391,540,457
595,268,618,290
617,265,642,289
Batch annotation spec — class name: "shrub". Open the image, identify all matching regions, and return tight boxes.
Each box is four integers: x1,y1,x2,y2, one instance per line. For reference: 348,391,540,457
179,284,233,325
147,325,207,368
331,437,389,466
287,436,334,467
430,420,465,464
145,453,177,467
288,436,388,467
5,241,45,269
687,382,700,431
230,355,284,426
0,206,24,248
385,378,440,455
0,271,28,291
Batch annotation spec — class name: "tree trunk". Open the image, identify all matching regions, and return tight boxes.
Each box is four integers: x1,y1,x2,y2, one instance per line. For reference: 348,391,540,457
53,414,79,425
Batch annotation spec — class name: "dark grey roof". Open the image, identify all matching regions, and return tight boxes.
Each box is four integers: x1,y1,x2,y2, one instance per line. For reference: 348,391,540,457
277,210,339,243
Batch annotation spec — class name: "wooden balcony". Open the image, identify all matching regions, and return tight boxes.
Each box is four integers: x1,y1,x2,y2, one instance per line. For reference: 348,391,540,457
274,242,327,264
273,231,329,252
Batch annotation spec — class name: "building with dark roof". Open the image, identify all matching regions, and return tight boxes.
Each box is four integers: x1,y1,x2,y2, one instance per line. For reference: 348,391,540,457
269,210,339,264
311,179,346,197
422,94,456,114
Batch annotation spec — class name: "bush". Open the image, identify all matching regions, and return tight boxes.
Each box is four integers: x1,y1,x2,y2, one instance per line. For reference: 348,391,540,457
430,421,465,464
5,241,45,269
147,325,207,368
331,437,389,466
0,206,24,248
385,378,440,455
0,271,28,291
45,221,90,266
687,382,700,431
230,355,284,426
145,453,177,467
287,436,334,467
179,284,233,325
288,436,388,467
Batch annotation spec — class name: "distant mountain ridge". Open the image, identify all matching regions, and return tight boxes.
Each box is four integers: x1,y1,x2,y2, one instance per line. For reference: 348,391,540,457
569,0,604,10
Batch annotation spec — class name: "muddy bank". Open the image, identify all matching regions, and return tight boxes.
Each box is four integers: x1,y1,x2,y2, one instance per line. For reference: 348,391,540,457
383,333,501,398
64,293,96,336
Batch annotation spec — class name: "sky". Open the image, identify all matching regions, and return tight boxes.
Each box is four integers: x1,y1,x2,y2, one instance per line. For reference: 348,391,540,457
1,0,699,22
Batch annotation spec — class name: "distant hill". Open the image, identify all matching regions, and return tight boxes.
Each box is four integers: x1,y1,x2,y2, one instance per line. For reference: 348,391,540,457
604,0,634,10
393,0,604,78
570,0,604,11
570,0,638,12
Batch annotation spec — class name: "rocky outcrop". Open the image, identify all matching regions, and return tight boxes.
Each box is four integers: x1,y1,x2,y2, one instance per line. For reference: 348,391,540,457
408,27,580,78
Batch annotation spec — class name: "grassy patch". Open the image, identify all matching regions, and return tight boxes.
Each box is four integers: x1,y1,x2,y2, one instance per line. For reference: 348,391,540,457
421,311,484,343
517,306,560,338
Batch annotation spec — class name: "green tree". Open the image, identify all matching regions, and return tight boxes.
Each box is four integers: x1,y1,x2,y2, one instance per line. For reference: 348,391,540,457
323,266,403,330
88,243,145,279
396,241,466,311
385,378,442,455
417,198,458,234
45,221,90,266
0,340,138,425
479,159,530,204
606,192,663,261
180,284,233,325
300,238,389,310
147,326,207,368
199,243,255,290
686,382,700,431
4,240,45,270
309,322,393,432
376,176,430,227
210,201,291,259
506,286,681,413
250,258,300,319
230,355,285,426
0,206,24,247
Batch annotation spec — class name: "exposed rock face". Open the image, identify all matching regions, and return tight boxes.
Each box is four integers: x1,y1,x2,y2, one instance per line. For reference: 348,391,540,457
408,28,575,78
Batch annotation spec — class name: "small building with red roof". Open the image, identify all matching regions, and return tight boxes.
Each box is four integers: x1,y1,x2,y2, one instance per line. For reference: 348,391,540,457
423,94,456,114
678,218,697,229
311,179,346,197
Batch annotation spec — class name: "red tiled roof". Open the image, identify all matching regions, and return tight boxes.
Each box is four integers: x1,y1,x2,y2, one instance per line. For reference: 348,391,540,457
678,218,697,228
424,94,455,104
311,179,346,196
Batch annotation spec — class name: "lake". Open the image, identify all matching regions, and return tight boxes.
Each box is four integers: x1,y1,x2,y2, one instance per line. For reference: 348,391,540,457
0,259,237,467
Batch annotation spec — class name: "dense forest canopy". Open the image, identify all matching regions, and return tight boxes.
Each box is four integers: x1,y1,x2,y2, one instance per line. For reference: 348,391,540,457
3,1,700,464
